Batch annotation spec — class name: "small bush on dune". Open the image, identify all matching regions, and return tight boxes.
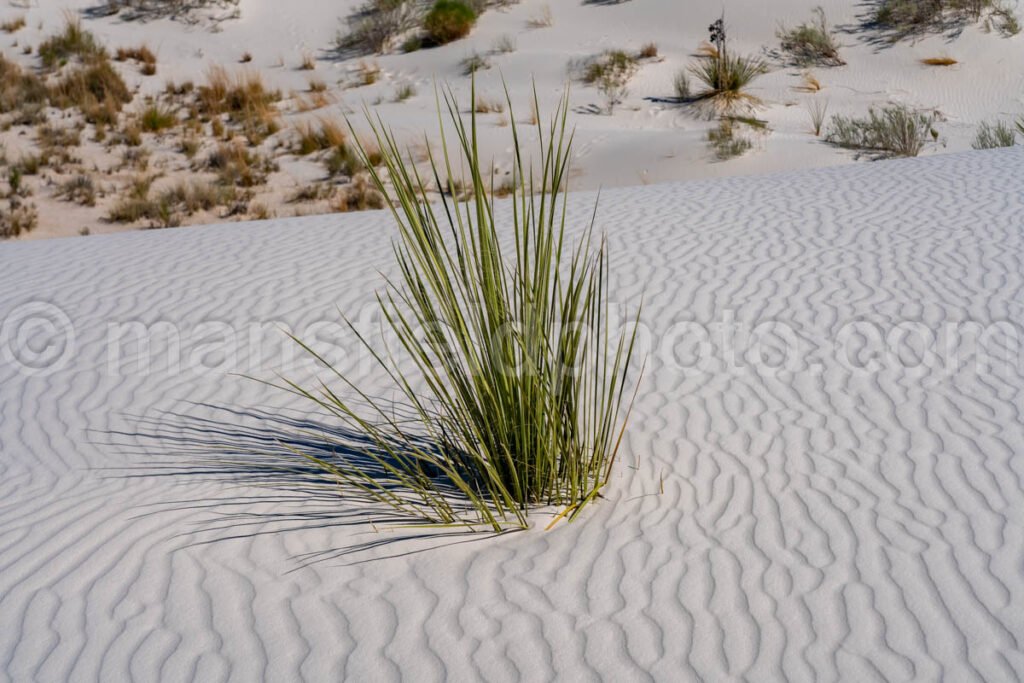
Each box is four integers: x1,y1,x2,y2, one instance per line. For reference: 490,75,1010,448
48,61,133,123
198,66,281,144
825,104,937,158
526,3,553,28
272,86,643,531
492,34,516,54
330,173,384,212
778,7,844,66
0,198,38,238
324,143,364,177
972,120,1016,149
423,0,477,45
394,82,416,101
294,118,347,155
472,96,504,113
39,16,105,69
115,44,158,74
579,50,638,113
806,97,829,136
56,174,98,206
356,61,381,85
140,103,177,132
205,141,275,187
157,179,235,215
638,42,658,59
0,54,48,114
460,52,490,75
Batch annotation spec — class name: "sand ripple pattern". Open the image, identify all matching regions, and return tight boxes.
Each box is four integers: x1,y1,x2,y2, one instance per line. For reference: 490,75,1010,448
2,149,1024,681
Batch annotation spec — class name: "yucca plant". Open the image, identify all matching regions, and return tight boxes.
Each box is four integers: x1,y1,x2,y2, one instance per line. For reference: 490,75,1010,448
689,15,767,112
274,84,643,532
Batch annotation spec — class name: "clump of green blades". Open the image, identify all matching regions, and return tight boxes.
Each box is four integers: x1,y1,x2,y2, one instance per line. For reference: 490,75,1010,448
281,84,642,531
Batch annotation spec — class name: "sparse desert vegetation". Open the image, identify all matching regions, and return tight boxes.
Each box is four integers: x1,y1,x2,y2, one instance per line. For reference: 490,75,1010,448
0,13,401,238
870,0,1020,38
1,16,26,34
807,98,830,136
707,118,753,160
1,0,1023,240
972,120,1017,148
423,0,477,45
778,7,844,66
826,104,938,157
115,44,158,75
576,49,642,113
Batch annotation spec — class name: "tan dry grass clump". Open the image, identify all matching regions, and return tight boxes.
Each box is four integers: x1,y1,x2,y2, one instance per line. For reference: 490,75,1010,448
198,66,282,144
1,16,26,33
116,44,158,75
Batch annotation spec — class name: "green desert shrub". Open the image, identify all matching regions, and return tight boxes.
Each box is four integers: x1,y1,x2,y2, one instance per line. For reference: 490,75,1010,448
825,104,937,157
778,7,844,66
578,50,638,113
274,87,643,531
972,120,1016,149
140,103,177,132
423,0,477,45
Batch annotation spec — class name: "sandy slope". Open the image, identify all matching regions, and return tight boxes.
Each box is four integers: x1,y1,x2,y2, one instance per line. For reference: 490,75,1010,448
2,148,1024,680
2,0,1023,238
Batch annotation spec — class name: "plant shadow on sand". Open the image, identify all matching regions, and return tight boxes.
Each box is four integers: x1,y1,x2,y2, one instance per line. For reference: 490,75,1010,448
836,0,989,48
104,402,517,567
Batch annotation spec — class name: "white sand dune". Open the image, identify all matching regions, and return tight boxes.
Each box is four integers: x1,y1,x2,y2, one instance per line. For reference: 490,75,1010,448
2,148,1024,680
